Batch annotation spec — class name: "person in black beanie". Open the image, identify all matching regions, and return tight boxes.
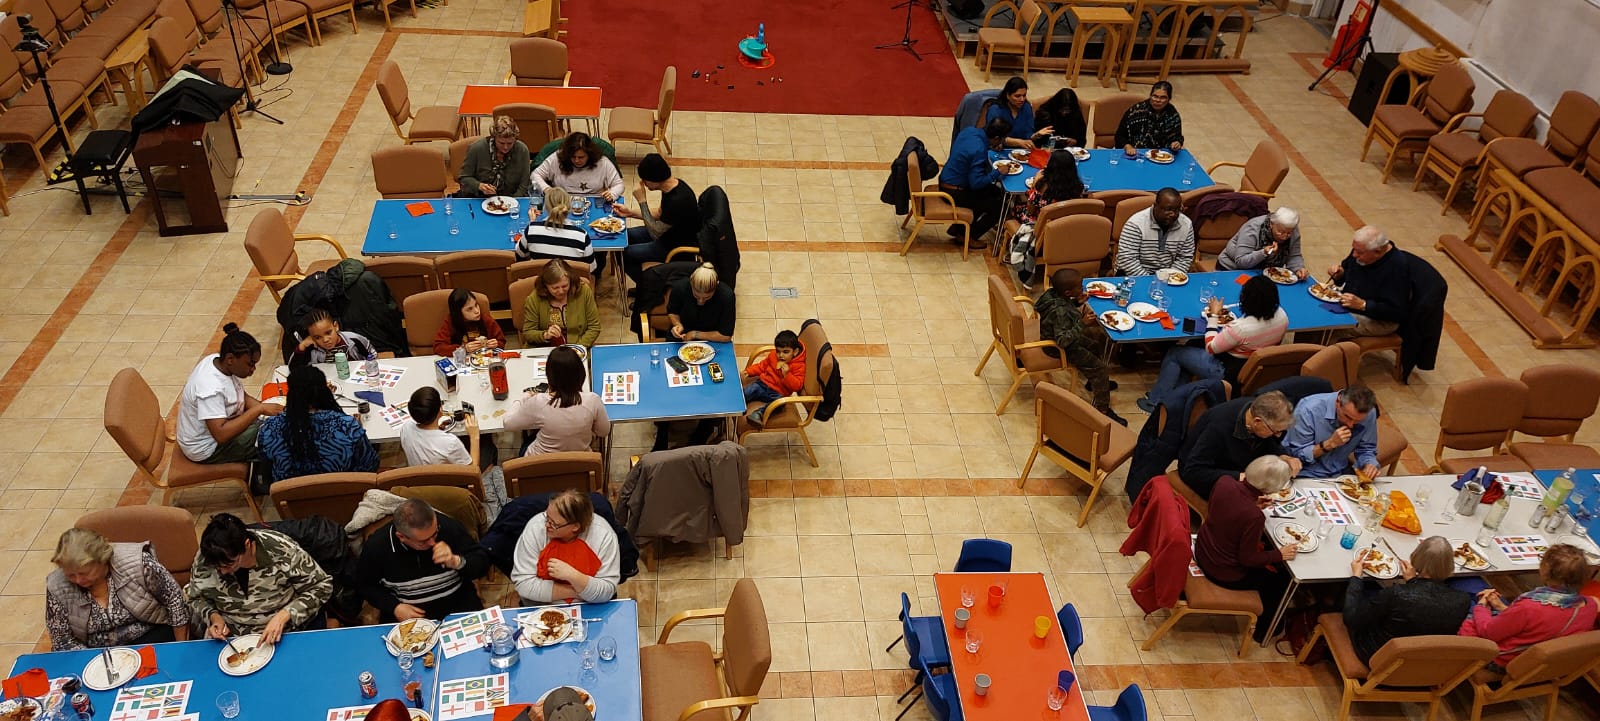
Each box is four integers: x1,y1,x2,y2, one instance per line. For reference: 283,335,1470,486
613,153,702,282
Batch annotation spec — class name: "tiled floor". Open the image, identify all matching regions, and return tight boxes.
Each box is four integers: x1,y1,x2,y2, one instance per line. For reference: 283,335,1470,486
0,4,1597,721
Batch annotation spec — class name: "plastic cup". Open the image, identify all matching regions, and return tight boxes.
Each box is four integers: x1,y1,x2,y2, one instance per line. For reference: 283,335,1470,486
986,585,1004,609
964,629,982,654
1047,685,1068,711
217,691,240,719
974,674,991,696
953,607,970,629
1033,615,1051,639
598,636,617,662
960,586,975,608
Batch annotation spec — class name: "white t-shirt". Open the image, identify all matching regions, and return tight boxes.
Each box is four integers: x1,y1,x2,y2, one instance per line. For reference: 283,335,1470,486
399,421,471,466
177,354,246,461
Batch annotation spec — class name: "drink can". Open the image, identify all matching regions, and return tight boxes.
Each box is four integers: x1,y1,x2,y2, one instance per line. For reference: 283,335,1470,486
334,351,350,379
71,693,93,716
359,671,377,699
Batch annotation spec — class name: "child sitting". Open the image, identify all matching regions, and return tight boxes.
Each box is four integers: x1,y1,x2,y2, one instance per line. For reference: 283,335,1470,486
742,330,806,426
289,309,375,367
399,387,479,468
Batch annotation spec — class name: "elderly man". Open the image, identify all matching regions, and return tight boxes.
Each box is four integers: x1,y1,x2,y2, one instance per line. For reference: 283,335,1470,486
457,115,531,198
1116,187,1194,276
937,117,1012,250
1217,207,1308,277
1177,391,1301,500
1283,385,1380,479
1034,268,1124,426
1326,226,1448,381
355,499,491,622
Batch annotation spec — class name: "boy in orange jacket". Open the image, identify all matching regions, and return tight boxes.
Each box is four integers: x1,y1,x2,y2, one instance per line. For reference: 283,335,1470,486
743,330,806,426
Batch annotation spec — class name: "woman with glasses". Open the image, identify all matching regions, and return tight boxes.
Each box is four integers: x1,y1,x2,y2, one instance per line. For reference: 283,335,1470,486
185,513,332,645
510,490,620,604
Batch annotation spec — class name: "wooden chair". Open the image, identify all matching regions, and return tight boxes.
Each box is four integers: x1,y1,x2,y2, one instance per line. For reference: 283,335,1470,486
1296,614,1498,721
899,158,972,259
1037,212,1112,279
1432,377,1533,474
973,274,1073,414
492,102,558,152
1130,477,1260,657
372,0,417,28
402,289,488,356
1360,60,1475,183
505,37,570,86
76,506,200,585
289,0,358,45
1507,364,1600,470
364,255,438,307
608,65,675,156
1206,139,1290,200
641,578,770,721
1000,197,1103,247
1473,91,1600,212
508,276,539,347
1412,89,1537,214
376,60,462,144
377,464,484,501
445,135,483,195
270,472,378,526
502,451,602,498
436,250,516,322
372,145,450,199
1300,341,1361,390
1467,630,1600,721
104,368,261,521
975,0,1043,82
233,0,315,59
1235,343,1322,396
243,207,348,303
736,321,833,467
1018,382,1135,525
1088,94,1142,149
508,258,593,284
1162,387,1227,519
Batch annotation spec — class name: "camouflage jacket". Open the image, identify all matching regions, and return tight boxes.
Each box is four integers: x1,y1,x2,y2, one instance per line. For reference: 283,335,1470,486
1034,290,1093,354
185,529,332,634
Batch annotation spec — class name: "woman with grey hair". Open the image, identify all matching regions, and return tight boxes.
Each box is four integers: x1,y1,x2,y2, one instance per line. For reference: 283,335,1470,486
1195,455,1299,643
1217,207,1308,278
45,528,191,650
1341,535,1472,663
457,115,532,198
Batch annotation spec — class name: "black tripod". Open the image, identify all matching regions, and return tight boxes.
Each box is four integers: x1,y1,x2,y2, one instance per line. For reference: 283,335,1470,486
1309,0,1380,92
876,0,924,60
221,0,285,123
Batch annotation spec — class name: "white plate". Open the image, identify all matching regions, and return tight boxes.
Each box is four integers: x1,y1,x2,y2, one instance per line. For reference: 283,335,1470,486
482,196,518,215
1263,487,1295,503
1450,539,1492,571
1067,147,1090,162
385,618,440,657
1556,534,1600,563
1127,302,1161,322
992,160,1024,175
521,607,576,647
1145,149,1176,164
409,711,432,721
0,698,42,719
81,647,139,690
536,686,597,715
1155,269,1188,286
218,634,275,676
1098,310,1135,332
1263,267,1299,285
1308,283,1342,303
678,341,715,365
1358,548,1399,579
1009,149,1030,162
1273,522,1319,553
1084,280,1117,297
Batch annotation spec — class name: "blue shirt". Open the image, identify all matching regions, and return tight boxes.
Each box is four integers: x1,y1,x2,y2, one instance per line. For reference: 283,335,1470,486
939,127,1002,190
984,101,1036,140
258,409,380,483
1283,392,1378,478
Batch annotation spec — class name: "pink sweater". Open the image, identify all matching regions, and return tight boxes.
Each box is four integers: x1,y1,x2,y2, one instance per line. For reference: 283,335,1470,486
1458,595,1598,667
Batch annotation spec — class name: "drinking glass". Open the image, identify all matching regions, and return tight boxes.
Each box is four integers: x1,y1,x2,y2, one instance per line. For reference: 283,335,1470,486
598,636,617,662
963,629,982,654
1182,163,1195,186
650,348,661,367
1047,685,1069,712
444,197,454,215
387,222,397,240
217,691,240,719
448,215,460,236
1303,496,1317,518
509,198,521,221
1108,153,1119,166
1081,175,1094,192
1339,523,1361,549
959,586,975,608
1316,519,1333,539
1414,485,1432,510
580,640,597,670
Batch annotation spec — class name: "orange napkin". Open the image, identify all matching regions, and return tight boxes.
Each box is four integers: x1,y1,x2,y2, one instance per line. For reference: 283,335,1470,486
1150,312,1175,330
494,704,534,721
135,645,158,679
498,351,521,359
1234,274,1251,285
2,668,49,698
405,201,434,217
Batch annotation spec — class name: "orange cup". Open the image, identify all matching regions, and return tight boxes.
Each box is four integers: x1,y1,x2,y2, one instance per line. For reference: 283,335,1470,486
987,585,1004,608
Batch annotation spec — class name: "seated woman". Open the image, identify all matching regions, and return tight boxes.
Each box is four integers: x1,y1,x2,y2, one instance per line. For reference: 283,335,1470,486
510,489,620,603
502,346,610,456
1459,543,1598,673
1342,536,1473,663
517,188,597,272
177,323,282,464
1139,275,1288,411
520,258,601,348
287,309,375,367
257,365,379,484
1007,149,1088,285
982,76,1050,149
186,513,333,644
1115,81,1184,153
1033,88,1087,149
531,132,624,201
1194,455,1299,644
433,288,506,357
1217,207,1308,278
653,263,737,451
456,115,531,199
45,528,191,650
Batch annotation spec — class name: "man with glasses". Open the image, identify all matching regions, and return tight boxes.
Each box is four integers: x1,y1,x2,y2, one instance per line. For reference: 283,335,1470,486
1283,386,1381,479
1177,391,1301,501
1325,226,1448,381
355,499,491,622
186,513,332,645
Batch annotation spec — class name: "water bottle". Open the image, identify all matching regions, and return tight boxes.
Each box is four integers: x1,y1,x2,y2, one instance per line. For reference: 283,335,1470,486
364,352,379,387
1116,277,1132,308
1545,467,1576,510
333,351,350,380
1483,496,1510,530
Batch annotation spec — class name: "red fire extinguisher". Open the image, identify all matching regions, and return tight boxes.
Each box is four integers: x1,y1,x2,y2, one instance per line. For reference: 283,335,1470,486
489,360,509,400
1324,0,1373,71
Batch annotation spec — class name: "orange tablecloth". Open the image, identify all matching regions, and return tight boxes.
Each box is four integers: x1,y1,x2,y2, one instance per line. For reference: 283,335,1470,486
934,572,1089,721
457,85,604,118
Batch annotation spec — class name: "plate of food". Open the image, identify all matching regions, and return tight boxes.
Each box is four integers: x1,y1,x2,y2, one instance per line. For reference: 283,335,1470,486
81,646,140,690
1009,149,1030,162
1067,147,1091,162
678,341,715,365
1273,522,1319,553
1099,309,1135,332
1263,486,1295,503
1357,547,1399,579
0,698,41,721
992,159,1025,175
1206,307,1235,325
1127,302,1161,322
1155,268,1188,286
218,634,274,676
536,686,596,716
1308,281,1343,303
525,608,576,647
1451,540,1492,571
385,618,439,656
1145,149,1176,164
1026,175,1036,189
482,196,518,215
407,711,432,721
1336,475,1377,504
1084,280,1116,298
589,216,625,234
1263,266,1298,285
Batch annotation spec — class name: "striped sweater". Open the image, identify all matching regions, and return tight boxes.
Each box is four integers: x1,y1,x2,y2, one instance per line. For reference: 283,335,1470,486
1204,308,1288,359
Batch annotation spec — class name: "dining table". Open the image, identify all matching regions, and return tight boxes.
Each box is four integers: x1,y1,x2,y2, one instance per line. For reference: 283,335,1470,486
990,147,1216,196
932,571,1089,721
457,85,604,134
1083,269,1356,348
587,341,748,470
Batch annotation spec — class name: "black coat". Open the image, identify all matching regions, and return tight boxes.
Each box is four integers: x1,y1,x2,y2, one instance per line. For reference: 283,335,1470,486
1126,379,1228,501
881,137,941,215
630,260,698,340
275,258,407,361
696,186,740,289
1338,247,1447,382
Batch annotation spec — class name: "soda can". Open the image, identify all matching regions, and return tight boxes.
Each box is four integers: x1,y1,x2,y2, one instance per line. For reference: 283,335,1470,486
334,351,350,380
359,670,377,699
71,692,93,716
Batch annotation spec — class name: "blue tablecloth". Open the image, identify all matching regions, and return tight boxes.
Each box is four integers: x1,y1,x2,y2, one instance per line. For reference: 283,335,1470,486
434,602,641,721
1084,270,1355,343
1532,469,1600,541
7,624,427,720
588,342,747,423
361,198,629,256
989,148,1215,194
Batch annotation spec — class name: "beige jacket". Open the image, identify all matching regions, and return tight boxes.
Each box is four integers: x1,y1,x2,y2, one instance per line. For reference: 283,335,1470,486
616,442,749,546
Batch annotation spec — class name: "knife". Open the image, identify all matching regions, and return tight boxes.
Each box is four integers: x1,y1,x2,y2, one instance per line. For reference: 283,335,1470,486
101,647,114,682
1379,536,1401,561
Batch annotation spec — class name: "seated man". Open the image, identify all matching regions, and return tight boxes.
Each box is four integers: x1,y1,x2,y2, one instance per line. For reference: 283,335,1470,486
937,117,1012,250
1115,81,1184,153
1116,187,1194,276
1177,391,1300,500
1283,385,1380,479
1326,226,1432,337
614,153,701,282
1034,268,1125,426
1217,206,1308,278
186,513,332,645
355,499,491,622
457,115,531,199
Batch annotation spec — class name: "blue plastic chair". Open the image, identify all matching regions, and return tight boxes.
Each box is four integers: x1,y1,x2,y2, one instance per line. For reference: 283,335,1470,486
1057,602,1085,659
890,593,953,703
1088,684,1147,721
897,657,963,721
953,538,1013,573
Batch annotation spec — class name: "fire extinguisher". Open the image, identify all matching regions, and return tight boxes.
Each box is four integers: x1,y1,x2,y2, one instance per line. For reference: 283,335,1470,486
489,360,509,400
1324,0,1373,71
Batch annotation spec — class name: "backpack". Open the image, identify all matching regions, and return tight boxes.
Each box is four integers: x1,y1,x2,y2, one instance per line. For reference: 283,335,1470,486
801,318,843,422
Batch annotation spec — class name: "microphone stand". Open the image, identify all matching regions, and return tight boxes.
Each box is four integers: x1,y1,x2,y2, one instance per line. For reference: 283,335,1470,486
244,0,293,76
876,0,924,61
15,17,90,207
220,0,285,123
1309,0,1381,92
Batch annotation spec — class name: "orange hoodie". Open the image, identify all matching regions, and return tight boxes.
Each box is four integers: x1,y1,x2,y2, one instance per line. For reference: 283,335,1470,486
745,349,806,396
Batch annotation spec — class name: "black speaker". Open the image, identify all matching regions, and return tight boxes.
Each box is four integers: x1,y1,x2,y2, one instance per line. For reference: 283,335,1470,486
949,0,984,19
1346,52,1413,126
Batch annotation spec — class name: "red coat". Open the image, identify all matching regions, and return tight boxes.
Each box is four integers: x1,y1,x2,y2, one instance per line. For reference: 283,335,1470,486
433,319,506,357
744,349,806,396
1459,594,1599,667
1120,475,1192,614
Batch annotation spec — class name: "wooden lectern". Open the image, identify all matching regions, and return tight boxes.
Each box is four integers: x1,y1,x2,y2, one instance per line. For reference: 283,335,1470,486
133,116,240,236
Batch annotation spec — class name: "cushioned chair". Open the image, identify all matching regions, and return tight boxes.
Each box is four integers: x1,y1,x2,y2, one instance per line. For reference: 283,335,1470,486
1412,89,1538,214
508,276,539,347
371,0,416,29
953,538,1012,572
103,367,261,521
1057,602,1084,660
1467,630,1600,721
376,60,462,144
736,320,832,467
1507,364,1600,470
1361,60,1476,183
244,206,348,303
435,250,516,321
492,102,558,152
1089,93,1142,149
1088,684,1146,721
44,0,89,33
900,157,972,259
445,134,484,194
507,258,593,285
1110,193,1156,239
288,0,357,45
270,472,378,526
1180,188,1261,266
402,289,489,356
75,505,200,585
233,0,314,51
505,37,570,86
1002,196,1103,243
1374,411,1410,477
501,451,603,498
1018,382,1136,526
364,255,438,307
1038,213,1113,279
608,65,675,157
1235,343,1322,396
372,145,450,199
640,577,770,721
1300,341,1360,390
887,592,952,706
975,0,1043,82
377,464,484,501
1296,613,1498,721
974,274,1072,414
1432,377,1532,474
1474,91,1600,209
1205,139,1290,200
1520,128,1600,248
1132,527,1260,657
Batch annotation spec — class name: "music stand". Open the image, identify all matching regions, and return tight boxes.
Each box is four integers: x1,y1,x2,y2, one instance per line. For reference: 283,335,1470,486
876,0,924,61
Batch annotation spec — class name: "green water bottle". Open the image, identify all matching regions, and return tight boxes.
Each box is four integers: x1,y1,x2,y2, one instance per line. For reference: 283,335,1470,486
1545,467,1576,511
334,351,350,380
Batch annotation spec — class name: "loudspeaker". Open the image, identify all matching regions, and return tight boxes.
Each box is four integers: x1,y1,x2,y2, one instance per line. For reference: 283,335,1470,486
1346,52,1413,126
949,0,984,19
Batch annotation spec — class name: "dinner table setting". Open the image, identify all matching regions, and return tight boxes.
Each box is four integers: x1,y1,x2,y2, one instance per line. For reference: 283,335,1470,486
932,572,1089,721
1082,268,1356,347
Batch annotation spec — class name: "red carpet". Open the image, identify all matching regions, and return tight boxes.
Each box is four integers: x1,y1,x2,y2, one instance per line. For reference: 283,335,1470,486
565,0,971,116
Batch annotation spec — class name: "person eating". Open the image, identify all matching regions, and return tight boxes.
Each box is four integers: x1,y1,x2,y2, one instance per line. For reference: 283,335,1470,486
520,258,601,348
355,499,491,621
1342,536,1472,664
1217,207,1309,278
1194,455,1298,644
937,117,1011,251
1178,391,1300,501
45,528,191,650
531,131,624,200
186,513,332,645
457,115,531,199
1116,81,1184,154
982,76,1051,149
1282,385,1381,479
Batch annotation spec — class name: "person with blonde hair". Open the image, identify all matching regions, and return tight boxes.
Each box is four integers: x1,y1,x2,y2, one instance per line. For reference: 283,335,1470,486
1341,536,1472,663
1460,543,1599,671
510,489,621,604
520,258,601,347
457,115,531,198
651,262,736,450
1194,455,1299,643
45,528,191,650
516,187,597,272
